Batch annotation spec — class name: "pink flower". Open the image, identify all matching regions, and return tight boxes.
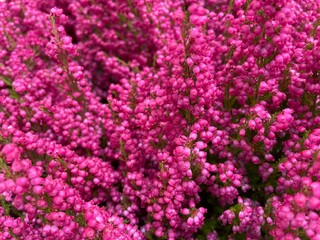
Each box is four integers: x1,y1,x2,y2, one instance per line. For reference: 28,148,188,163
1,144,20,163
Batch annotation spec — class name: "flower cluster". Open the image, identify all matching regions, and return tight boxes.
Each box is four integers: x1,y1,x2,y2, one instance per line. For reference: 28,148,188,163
0,0,320,239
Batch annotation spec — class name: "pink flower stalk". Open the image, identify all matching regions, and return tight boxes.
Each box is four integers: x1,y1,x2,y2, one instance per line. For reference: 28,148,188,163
0,0,319,239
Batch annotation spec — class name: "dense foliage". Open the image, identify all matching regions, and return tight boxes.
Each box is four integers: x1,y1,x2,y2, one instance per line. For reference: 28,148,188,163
0,0,320,239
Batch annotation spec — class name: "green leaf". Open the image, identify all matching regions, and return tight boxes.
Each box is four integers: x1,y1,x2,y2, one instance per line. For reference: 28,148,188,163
9,89,20,100
0,76,12,86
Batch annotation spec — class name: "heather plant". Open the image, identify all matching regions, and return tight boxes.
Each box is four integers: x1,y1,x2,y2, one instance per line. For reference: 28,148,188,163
0,0,319,239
